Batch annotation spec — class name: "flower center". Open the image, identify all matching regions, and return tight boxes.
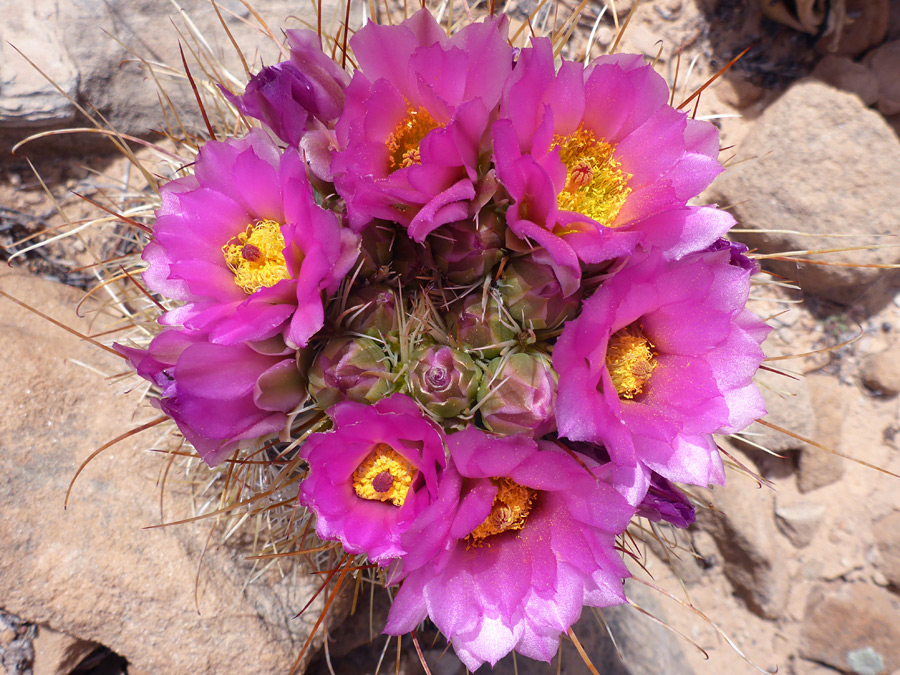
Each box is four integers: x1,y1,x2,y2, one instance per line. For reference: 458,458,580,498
352,443,417,507
553,126,632,227
468,477,536,543
386,106,440,171
425,366,450,391
606,323,657,399
222,219,290,294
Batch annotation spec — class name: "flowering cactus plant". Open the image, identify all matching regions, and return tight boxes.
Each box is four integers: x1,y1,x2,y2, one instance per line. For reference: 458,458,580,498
115,8,770,670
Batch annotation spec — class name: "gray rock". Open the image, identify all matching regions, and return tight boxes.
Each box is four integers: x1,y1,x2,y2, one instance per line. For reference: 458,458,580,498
0,272,328,675
775,500,826,548
709,79,900,308
801,584,900,674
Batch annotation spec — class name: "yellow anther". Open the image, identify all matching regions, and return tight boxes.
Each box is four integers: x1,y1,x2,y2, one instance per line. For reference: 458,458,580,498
468,477,536,544
352,443,417,507
606,323,657,399
385,106,440,171
553,126,632,227
222,219,290,294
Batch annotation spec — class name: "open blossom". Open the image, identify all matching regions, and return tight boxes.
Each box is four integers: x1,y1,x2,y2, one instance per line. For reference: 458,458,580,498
554,247,769,504
493,40,733,295
385,428,634,671
331,9,512,235
298,395,446,563
116,329,306,467
142,130,358,349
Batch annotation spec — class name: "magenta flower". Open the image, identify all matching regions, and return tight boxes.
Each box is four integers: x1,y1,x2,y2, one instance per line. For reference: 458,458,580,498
385,428,634,670
331,9,512,235
224,30,349,148
298,395,446,563
554,248,770,503
143,130,359,349
116,329,306,467
493,40,732,295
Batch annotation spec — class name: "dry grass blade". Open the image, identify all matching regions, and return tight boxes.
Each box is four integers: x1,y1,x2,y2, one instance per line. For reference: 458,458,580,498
178,42,217,141
411,631,434,675
70,191,152,234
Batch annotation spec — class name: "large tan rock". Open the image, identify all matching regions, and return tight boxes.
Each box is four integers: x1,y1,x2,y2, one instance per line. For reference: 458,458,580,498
797,374,846,493
709,79,900,308
801,584,900,674
0,271,326,675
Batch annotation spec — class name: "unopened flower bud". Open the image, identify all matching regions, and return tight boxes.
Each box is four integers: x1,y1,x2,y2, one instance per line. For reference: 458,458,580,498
409,345,480,418
499,257,581,330
357,222,396,280
431,212,505,285
448,292,517,359
344,286,399,338
308,337,393,409
477,352,557,437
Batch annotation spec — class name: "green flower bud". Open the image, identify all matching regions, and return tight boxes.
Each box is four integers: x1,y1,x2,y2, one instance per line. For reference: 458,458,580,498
308,337,393,409
409,345,480,418
478,352,557,437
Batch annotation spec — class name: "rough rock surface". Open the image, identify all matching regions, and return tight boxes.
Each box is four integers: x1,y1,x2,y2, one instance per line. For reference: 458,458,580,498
801,584,900,674
0,271,326,675
695,447,788,620
0,0,342,156
31,627,98,675
798,374,847,493
709,79,900,308
873,511,900,588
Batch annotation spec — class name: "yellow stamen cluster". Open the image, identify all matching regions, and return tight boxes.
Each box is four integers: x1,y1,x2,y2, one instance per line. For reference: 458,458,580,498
553,126,632,227
352,443,417,507
468,477,536,544
222,219,290,294
606,323,657,399
385,106,441,170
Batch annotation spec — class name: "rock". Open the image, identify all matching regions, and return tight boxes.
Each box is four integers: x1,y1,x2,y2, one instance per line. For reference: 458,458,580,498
829,0,890,56
0,0,341,156
695,448,789,619
801,584,900,674
709,79,900,308
32,626,98,675
873,511,900,588
860,345,900,395
797,374,846,492
739,367,815,454
775,500,826,548
714,76,766,109
0,271,329,675
811,55,879,106
0,4,79,127
865,41,900,117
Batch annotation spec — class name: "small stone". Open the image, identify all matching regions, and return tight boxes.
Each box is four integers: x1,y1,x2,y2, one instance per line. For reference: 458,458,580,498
811,55,879,106
775,501,826,548
865,41,900,116
0,628,16,646
801,584,900,674
714,77,766,109
873,512,900,588
830,0,890,56
860,345,900,396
